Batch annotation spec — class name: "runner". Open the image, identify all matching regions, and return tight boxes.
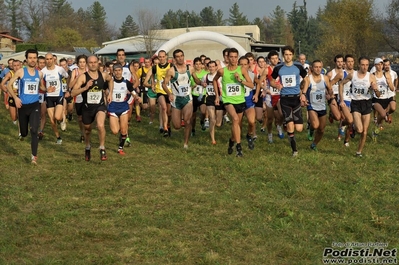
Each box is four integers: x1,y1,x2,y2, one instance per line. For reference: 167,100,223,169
68,54,88,142
339,56,379,157
0,59,22,136
337,54,355,147
108,63,140,155
302,60,333,151
262,50,285,143
41,53,69,144
35,56,47,140
163,49,201,148
71,55,114,161
270,45,308,156
239,56,260,150
370,58,395,142
214,48,254,157
190,57,208,135
143,50,173,136
6,49,50,164
201,60,223,144
136,58,152,122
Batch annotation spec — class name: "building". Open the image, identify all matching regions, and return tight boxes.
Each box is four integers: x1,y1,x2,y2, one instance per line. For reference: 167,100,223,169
0,31,23,59
95,25,284,63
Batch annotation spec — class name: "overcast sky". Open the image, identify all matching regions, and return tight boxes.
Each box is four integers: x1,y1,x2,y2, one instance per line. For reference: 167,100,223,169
70,0,391,28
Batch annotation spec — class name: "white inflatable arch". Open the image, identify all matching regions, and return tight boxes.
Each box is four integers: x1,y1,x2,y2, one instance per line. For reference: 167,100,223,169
155,31,247,56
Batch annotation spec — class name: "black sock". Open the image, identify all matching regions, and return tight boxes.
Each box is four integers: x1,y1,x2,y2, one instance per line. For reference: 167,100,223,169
229,138,234,147
119,134,127,149
288,132,297,152
236,143,242,151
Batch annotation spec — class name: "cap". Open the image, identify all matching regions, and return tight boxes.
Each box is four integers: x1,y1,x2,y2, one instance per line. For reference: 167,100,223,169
113,63,123,71
139,57,144,63
374,58,383,65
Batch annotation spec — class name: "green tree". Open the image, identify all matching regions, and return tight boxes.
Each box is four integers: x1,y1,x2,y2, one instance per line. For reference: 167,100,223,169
200,6,217,26
88,1,109,44
5,0,23,37
215,9,225,26
384,0,399,52
288,0,310,57
119,15,139,38
315,0,382,65
188,11,202,27
269,5,290,45
48,27,97,51
160,10,179,29
252,17,266,41
228,3,249,26
307,8,322,59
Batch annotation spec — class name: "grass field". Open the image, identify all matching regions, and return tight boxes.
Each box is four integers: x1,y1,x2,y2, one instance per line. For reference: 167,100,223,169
0,100,398,265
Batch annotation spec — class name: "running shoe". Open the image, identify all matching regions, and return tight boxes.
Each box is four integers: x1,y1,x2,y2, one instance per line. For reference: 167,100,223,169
60,121,67,131
387,114,392,124
85,149,91,161
204,119,210,128
117,149,126,155
292,151,298,157
236,145,243,157
80,135,85,143
310,143,318,151
201,120,206,131
224,114,230,123
38,131,44,140
100,149,107,161
349,124,356,138
56,137,62,144
307,128,314,141
228,139,234,155
31,155,38,165
277,125,284,139
136,115,141,122
125,137,131,147
246,134,254,150
163,130,169,137
268,134,273,144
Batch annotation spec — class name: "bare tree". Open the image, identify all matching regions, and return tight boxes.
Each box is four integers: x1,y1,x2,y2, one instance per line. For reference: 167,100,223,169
136,9,162,56
21,0,46,42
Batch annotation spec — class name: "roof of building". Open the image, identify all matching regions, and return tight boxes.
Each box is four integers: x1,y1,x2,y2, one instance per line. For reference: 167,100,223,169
0,32,23,42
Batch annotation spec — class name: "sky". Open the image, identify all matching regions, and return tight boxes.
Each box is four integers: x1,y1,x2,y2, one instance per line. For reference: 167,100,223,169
70,0,392,28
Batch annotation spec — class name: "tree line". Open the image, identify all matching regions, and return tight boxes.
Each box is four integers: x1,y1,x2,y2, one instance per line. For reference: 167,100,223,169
1,0,399,65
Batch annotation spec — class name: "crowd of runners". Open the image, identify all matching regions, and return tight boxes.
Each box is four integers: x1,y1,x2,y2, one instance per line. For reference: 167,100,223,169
0,45,396,164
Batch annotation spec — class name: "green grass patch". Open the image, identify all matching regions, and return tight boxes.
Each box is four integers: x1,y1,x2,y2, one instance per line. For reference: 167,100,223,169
0,101,398,264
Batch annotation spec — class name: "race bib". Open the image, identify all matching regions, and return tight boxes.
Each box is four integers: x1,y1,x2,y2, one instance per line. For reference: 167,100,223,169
310,92,325,111
24,81,39,95
112,91,124,102
282,75,296,87
226,83,241,97
270,86,280,96
87,91,102,104
194,85,202,95
245,86,251,97
39,93,44,103
177,84,190,97
62,82,67,92
206,85,215,96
